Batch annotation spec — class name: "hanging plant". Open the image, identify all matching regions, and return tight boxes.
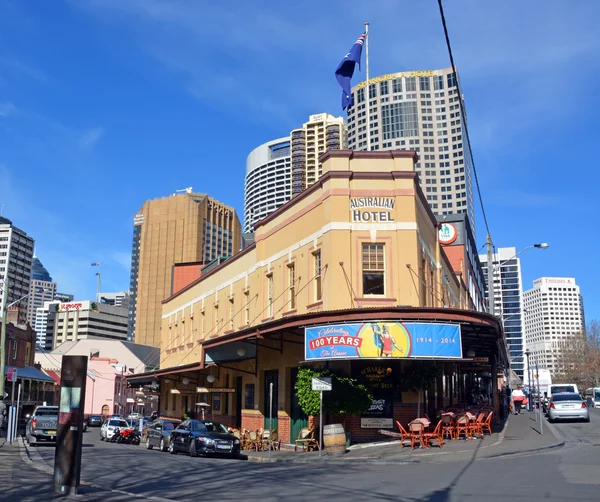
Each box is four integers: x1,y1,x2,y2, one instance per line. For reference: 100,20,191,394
294,367,373,417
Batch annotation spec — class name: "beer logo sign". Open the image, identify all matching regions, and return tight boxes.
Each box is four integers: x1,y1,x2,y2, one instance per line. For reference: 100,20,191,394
438,223,458,245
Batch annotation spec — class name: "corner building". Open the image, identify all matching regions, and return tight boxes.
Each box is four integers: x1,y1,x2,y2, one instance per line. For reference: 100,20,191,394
347,68,475,234
131,152,507,445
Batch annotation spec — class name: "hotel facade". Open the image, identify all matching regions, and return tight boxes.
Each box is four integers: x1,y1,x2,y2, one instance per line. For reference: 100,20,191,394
130,151,507,444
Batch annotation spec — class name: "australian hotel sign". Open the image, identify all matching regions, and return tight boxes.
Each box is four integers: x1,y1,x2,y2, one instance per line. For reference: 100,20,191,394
350,197,395,223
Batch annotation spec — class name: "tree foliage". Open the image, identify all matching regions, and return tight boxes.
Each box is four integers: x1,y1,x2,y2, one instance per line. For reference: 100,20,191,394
294,367,373,417
555,320,600,389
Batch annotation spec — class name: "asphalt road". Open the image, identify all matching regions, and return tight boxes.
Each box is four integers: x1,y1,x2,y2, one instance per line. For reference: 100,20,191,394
29,409,600,502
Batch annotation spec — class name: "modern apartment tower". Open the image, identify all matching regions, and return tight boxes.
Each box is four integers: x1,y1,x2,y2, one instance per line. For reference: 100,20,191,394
347,68,474,233
244,138,291,233
290,113,347,197
523,277,585,376
128,191,242,347
0,216,35,324
26,256,57,327
479,247,525,379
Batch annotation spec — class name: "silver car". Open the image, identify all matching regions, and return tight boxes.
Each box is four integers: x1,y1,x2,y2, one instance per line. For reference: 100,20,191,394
548,392,590,423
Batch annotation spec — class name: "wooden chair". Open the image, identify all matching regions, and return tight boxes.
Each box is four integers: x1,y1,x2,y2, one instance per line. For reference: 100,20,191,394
295,427,319,452
470,413,485,438
408,421,427,450
481,411,493,436
395,421,412,448
246,430,261,451
454,415,471,440
261,429,280,451
424,420,444,449
441,414,455,440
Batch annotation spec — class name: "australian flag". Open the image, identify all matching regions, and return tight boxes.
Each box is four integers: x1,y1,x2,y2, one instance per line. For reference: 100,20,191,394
335,33,365,110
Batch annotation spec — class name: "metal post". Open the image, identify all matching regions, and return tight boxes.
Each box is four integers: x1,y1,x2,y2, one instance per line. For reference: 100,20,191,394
15,382,21,439
268,382,273,461
0,275,8,401
486,234,495,315
364,21,371,152
319,390,323,457
536,363,543,434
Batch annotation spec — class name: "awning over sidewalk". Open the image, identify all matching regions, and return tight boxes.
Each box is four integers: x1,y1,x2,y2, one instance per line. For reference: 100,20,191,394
4,365,56,382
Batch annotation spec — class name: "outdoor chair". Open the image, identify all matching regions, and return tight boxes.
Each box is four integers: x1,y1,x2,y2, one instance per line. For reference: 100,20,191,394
395,421,412,448
295,427,319,452
246,430,261,451
469,413,485,439
454,415,471,440
262,429,280,451
424,420,444,449
481,411,493,436
408,421,427,450
441,414,455,440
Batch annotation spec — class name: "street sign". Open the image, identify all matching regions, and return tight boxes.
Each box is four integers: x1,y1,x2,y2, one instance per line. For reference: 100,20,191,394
7,367,17,383
311,377,332,391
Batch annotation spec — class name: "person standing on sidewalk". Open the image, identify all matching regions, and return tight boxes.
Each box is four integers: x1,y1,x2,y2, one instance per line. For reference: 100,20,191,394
512,386,525,415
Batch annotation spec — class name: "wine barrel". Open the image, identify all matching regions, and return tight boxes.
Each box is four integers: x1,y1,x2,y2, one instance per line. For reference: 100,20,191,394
323,423,346,454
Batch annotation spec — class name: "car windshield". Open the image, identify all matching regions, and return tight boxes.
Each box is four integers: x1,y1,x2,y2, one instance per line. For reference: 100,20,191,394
203,421,229,434
109,419,128,427
551,385,575,394
595,391,600,400
552,393,581,402
36,408,58,416
90,415,101,419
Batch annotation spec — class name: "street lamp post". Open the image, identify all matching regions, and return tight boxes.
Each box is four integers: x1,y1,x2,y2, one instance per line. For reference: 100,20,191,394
524,349,533,412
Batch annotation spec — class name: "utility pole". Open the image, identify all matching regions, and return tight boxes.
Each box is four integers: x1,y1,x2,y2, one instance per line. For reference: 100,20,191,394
486,234,495,315
0,275,9,400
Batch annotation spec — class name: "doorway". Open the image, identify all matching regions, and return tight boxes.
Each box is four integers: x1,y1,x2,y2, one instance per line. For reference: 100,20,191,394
235,376,243,427
263,370,278,430
290,368,308,441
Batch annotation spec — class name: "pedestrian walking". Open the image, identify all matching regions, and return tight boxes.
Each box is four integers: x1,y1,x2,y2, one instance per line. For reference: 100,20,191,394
511,386,525,415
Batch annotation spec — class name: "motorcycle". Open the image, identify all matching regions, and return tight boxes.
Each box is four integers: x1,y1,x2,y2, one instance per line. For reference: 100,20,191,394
118,427,136,444
131,430,141,446
109,427,122,443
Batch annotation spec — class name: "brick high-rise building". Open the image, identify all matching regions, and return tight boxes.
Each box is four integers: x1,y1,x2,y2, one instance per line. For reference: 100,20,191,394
128,190,241,347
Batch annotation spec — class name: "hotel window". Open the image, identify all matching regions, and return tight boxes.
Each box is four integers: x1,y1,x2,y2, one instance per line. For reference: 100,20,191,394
362,243,385,295
313,250,322,301
229,297,235,330
380,80,389,95
267,274,274,317
405,76,416,92
244,290,250,325
287,263,296,310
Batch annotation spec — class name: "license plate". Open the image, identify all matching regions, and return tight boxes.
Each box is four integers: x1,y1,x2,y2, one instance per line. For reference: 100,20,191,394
47,430,56,435
216,444,230,450
563,405,574,409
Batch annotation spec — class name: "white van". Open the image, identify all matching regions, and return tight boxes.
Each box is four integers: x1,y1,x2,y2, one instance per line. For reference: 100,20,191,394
549,383,579,397
584,388,600,408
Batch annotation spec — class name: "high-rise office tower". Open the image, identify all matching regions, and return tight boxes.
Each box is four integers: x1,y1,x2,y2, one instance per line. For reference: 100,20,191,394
523,277,585,376
290,113,347,197
26,256,57,327
479,247,525,379
0,216,35,323
243,114,347,233
128,191,242,347
347,68,474,233
244,138,291,234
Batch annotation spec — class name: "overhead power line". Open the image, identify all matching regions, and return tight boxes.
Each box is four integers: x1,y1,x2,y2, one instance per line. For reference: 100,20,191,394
437,0,492,237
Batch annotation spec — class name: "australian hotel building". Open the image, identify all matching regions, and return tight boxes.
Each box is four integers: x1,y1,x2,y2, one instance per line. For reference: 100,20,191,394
129,151,507,444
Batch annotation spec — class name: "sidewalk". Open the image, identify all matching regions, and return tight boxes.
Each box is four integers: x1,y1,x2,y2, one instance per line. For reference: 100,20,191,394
244,412,563,464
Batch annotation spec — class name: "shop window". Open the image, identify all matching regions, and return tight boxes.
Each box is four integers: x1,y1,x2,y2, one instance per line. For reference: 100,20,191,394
362,243,385,295
245,384,255,409
213,392,221,412
313,250,322,301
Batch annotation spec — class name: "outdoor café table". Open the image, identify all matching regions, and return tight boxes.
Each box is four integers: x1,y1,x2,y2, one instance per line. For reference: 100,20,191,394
413,418,431,428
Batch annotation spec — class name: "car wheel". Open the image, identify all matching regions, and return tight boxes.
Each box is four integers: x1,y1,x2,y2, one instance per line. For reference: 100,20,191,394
160,438,167,452
189,441,198,457
146,438,153,450
584,417,591,423
168,440,177,455
100,435,105,441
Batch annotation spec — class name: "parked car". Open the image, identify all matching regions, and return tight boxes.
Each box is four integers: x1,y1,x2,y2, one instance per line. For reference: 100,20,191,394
100,418,130,441
168,420,240,458
547,392,590,423
145,418,181,452
128,412,141,419
25,405,59,446
87,415,103,427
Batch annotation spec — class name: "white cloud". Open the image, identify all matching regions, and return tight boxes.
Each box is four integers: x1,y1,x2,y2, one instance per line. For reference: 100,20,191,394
78,126,105,150
0,101,18,117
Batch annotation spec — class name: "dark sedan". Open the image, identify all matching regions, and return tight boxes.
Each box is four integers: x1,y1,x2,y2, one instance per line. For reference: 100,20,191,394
168,420,240,458
145,419,181,452
87,415,103,427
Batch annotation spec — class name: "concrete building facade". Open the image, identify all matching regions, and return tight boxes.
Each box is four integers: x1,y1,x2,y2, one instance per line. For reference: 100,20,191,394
128,192,242,347
479,247,526,379
0,216,35,323
45,300,128,350
523,277,585,375
347,68,474,233
129,151,507,444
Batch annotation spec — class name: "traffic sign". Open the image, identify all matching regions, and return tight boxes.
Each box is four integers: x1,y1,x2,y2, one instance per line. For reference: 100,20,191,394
7,367,17,383
311,377,332,391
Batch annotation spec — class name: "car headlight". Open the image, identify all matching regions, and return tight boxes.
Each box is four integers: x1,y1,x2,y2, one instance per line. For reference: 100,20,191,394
234,439,240,445
204,438,214,445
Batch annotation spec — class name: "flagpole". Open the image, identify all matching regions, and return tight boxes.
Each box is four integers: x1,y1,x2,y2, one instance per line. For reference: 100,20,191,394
365,21,371,152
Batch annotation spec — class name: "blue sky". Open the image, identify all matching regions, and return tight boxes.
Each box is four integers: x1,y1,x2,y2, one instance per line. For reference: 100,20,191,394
0,0,598,321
